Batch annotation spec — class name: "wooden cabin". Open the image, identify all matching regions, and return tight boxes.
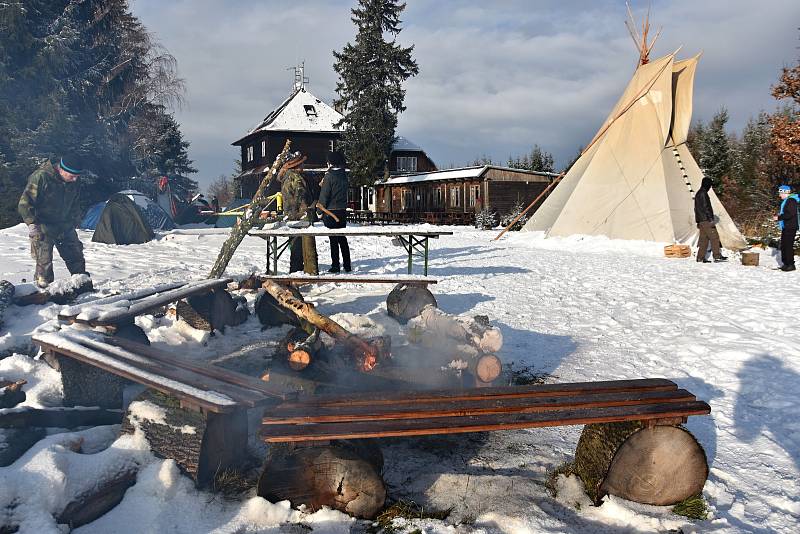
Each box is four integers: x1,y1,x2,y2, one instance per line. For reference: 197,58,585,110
372,165,556,224
232,76,342,198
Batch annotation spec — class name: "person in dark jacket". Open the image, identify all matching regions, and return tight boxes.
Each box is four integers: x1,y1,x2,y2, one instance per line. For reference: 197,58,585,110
318,150,351,273
694,177,728,263
773,184,798,272
18,155,89,288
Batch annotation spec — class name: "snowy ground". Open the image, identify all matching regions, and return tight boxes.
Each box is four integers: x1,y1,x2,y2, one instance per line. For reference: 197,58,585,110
1,222,799,533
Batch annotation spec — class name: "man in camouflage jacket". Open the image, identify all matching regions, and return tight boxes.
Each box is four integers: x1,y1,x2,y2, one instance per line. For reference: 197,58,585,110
280,154,318,275
18,156,88,288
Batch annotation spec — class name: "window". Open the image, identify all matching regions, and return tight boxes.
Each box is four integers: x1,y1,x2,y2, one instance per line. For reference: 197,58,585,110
434,187,443,206
261,141,266,158
469,185,480,207
450,186,461,208
329,140,335,152
367,188,374,204
396,156,417,173
246,146,254,162
304,104,317,117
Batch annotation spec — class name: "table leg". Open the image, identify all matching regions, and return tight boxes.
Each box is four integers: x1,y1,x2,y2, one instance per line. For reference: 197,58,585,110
407,235,413,274
272,237,278,275
424,237,429,276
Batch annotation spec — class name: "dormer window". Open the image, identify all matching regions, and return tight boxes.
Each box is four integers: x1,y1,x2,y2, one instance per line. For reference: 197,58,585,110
304,105,317,117
397,156,417,172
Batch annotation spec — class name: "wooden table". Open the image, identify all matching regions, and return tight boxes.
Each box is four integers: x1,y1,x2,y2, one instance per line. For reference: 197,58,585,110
249,227,453,276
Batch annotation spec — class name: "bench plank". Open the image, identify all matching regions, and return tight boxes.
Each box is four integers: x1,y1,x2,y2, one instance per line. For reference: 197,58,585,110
260,401,711,442
107,337,284,400
275,378,679,409
263,389,697,425
33,332,268,412
260,275,437,285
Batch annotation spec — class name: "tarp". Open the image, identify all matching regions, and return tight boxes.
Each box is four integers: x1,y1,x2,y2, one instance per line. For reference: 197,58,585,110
214,198,250,228
523,53,748,250
80,201,107,230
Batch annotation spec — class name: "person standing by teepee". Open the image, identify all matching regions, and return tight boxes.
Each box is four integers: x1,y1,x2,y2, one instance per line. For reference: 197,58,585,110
694,178,728,263
773,185,798,272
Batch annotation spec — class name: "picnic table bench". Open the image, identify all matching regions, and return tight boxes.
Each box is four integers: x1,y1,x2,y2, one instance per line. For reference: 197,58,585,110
259,274,438,287
249,227,453,276
57,278,232,329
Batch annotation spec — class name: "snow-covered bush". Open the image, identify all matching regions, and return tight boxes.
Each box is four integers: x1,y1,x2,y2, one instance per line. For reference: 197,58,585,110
474,208,497,230
499,201,529,231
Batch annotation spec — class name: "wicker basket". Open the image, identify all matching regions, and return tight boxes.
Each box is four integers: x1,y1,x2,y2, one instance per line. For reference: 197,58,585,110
664,244,691,258
741,252,760,266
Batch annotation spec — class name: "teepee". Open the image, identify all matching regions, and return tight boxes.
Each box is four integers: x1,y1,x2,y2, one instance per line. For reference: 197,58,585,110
522,9,747,250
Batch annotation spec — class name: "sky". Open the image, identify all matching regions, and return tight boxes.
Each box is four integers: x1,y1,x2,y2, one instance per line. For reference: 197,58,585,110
131,0,800,192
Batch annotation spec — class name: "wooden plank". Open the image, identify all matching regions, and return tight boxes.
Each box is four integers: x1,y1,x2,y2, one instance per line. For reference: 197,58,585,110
276,378,679,409
57,282,186,321
263,389,697,425
89,278,231,325
62,334,270,407
260,401,712,442
107,337,284,401
34,333,242,412
260,275,438,285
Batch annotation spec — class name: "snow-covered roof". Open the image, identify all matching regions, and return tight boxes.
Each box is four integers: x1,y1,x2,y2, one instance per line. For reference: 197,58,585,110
393,136,423,152
241,88,343,140
381,165,558,185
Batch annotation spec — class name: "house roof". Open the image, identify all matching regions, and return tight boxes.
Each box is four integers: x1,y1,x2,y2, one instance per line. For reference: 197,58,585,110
234,88,343,144
393,136,423,152
381,165,558,185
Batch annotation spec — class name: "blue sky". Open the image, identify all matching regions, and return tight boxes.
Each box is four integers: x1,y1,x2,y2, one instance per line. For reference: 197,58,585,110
131,0,800,191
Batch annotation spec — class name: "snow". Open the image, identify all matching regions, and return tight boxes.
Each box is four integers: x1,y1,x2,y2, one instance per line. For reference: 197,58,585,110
246,88,343,135
382,165,557,185
1,221,799,532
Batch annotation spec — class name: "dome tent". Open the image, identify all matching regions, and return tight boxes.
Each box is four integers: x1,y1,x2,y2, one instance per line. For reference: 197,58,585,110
87,190,175,245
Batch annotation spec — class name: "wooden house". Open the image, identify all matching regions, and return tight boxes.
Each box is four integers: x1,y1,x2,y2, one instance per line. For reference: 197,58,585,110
372,165,557,224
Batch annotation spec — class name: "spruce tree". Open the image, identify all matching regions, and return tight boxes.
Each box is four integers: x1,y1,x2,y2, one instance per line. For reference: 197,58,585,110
333,0,418,186
698,108,732,193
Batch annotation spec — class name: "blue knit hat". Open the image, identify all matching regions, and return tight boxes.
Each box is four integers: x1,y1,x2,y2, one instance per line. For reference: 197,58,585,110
778,185,792,193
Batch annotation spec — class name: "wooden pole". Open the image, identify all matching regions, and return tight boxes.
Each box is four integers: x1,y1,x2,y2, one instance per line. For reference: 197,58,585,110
493,56,677,241
314,202,340,223
208,141,292,278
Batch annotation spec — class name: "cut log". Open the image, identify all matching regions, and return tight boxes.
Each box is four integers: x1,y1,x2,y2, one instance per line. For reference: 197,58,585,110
574,422,708,506
287,329,322,371
261,280,386,372
56,467,137,528
255,287,303,328
409,306,503,354
56,354,130,409
121,389,248,487
113,322,150,346
386,283,437,324
13,275,93,306
0,379,26,409
0,280,14,331
471,353,502,384
0,407,122,429
258,442,386,519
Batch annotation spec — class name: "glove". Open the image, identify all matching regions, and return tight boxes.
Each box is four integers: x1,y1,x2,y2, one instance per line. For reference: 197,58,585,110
28,224,43,241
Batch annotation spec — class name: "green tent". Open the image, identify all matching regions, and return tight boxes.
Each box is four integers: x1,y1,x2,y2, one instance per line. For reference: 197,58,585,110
92,193,155,245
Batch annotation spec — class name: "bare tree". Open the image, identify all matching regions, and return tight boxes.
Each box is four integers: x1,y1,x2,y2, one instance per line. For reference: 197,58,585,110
208,175,233,207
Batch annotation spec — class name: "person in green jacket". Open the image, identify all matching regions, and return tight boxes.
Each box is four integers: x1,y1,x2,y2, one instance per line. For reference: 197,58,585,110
18,155,89,288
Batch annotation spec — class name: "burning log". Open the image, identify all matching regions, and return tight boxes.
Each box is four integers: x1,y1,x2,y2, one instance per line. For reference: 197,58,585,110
261,280,386,372
287,328,322,371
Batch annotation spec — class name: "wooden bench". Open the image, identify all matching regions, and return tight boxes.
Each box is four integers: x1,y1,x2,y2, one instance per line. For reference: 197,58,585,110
260,378,710,442
57,278,232,328
260,274,438,287
32,330,285,486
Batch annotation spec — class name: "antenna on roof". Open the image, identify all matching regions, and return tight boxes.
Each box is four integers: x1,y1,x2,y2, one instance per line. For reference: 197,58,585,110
625,1,662,65
288,61,309,92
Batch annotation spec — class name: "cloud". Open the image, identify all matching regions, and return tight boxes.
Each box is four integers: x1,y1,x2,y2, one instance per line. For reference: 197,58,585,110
131,0,800,189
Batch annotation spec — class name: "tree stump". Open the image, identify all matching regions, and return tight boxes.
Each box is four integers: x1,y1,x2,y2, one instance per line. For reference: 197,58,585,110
56,467,137,528
57,355,129,409
386,284,437,324
258,441,386,519
255,287,303,328
0,380,26,409
574,422,708,506
121,390,248,487
177,289,249,332
113,322,150,346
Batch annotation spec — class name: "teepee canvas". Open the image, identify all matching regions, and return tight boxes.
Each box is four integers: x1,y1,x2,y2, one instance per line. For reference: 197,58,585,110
522,51,747,250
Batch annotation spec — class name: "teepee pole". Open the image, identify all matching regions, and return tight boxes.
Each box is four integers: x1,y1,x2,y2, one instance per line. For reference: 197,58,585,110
493,56,676,241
